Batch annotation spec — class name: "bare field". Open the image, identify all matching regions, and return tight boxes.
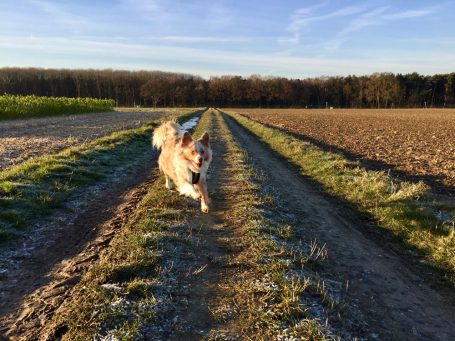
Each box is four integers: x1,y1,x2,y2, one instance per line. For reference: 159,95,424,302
0,109,170,170
229,108,455,194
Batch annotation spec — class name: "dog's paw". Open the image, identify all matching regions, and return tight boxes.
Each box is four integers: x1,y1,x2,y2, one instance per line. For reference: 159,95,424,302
201,203,209,213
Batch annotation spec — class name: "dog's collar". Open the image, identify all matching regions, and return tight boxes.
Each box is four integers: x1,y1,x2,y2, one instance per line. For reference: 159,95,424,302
191,171,200,184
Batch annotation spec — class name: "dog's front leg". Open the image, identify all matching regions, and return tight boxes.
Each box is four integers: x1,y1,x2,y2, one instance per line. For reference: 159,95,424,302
195,180,210,213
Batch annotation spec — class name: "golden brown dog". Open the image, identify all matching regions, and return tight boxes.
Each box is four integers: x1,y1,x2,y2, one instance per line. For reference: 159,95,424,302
152,120,212,213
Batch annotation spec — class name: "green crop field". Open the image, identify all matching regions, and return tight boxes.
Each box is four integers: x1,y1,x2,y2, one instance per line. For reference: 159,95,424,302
0,95,115,119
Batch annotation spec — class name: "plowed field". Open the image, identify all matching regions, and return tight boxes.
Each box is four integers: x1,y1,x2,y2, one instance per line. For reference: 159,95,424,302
232,108,455,195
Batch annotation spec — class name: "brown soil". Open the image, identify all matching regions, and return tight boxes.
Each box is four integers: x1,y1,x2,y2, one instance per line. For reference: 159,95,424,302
223,112,455,340
230,108,455,195
0,109,169,170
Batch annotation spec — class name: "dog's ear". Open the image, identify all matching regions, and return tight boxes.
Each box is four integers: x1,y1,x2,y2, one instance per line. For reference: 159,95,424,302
200,132,210,146
181,131,193,146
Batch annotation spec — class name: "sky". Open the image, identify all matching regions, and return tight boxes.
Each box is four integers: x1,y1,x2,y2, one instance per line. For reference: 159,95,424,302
0,0,454,78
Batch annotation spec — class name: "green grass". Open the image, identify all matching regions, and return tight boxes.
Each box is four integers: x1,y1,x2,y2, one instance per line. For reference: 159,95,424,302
224,110,455,285
0,94,115,119
0,109,202,244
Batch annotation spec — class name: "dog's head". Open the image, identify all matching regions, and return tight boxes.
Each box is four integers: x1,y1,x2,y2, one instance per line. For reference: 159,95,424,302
180,131,212,173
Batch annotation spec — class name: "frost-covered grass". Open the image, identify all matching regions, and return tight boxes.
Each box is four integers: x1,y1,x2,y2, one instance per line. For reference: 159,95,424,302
50,176,187,339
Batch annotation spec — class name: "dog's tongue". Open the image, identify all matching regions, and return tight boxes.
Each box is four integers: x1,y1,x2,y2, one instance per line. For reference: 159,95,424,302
197,162,203,168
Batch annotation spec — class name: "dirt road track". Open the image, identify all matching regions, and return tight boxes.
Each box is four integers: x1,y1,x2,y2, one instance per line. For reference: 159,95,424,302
223,112,455,340
0,151,157,339
143,111,238,339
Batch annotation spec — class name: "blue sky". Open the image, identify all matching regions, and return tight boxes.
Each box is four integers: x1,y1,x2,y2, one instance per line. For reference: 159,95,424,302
0,0,454,78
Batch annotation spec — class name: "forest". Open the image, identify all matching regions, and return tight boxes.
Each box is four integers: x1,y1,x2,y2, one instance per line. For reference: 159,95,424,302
0,67,454,108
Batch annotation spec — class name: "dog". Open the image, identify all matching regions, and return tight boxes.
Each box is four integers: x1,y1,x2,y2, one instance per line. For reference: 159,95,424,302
152,120,212,213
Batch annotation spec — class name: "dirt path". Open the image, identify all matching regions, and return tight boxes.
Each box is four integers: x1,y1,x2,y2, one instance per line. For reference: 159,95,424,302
223,112,455,340
142,110,240,339
0,149,157,339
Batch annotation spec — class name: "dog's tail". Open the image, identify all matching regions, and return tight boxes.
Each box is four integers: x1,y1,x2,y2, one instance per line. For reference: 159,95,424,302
152,121,181,150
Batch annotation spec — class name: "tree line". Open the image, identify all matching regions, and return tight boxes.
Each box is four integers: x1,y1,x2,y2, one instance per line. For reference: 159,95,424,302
1,67,454,108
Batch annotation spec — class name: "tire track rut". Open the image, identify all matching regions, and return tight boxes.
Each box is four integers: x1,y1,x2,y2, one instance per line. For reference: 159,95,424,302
0,153,157,340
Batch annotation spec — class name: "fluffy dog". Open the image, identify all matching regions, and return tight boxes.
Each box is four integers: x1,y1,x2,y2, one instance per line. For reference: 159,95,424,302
152,121,212,213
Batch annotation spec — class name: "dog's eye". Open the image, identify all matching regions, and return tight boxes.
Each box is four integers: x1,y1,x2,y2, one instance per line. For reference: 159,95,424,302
192,150,196,155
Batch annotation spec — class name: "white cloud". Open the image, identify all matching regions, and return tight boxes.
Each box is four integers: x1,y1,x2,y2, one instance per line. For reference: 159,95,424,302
332,5,438,50
323,37,349,53
287,4,366,33
339,7,389,36
280,4,367,46
283,3,440,52
1,36,454,78
383,9,436,20
277,34,300,45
